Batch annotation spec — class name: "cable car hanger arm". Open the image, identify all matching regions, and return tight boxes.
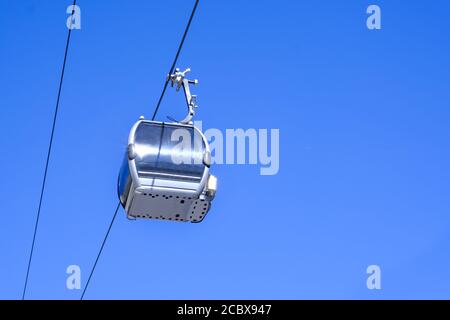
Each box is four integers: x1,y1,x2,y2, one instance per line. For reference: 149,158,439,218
169,67,198,124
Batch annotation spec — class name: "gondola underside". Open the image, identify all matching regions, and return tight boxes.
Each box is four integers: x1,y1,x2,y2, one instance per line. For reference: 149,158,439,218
126,189,211,222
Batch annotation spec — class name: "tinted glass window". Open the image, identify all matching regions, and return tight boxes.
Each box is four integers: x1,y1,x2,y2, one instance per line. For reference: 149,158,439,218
134,123,205,181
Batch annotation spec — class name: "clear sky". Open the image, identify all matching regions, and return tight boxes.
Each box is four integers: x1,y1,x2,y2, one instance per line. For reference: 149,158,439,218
1,0,450,299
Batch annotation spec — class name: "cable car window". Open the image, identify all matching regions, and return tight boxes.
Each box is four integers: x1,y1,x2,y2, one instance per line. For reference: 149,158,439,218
134,123,205,181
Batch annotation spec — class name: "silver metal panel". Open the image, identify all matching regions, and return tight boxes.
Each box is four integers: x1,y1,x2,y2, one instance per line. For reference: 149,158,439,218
128,189,195,222
188,198,211,223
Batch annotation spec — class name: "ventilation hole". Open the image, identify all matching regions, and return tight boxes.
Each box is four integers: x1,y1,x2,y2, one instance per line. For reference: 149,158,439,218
180,200,185,204
175,214,180,217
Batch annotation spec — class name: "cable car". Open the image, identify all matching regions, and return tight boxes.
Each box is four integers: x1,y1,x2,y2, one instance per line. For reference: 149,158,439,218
118,68,217,222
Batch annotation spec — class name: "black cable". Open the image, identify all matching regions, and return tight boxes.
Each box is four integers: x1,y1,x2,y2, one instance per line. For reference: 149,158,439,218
151,0,200,121
81,0,200,300
22,0,77,300
81,202,120,300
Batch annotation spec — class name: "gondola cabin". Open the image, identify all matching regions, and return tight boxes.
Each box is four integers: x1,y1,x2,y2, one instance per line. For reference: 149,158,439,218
118,119,217,222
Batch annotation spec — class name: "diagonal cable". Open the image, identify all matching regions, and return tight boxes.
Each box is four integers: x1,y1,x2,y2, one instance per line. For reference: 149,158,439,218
22,0,77,300
81,202,120,300
151,0,200,120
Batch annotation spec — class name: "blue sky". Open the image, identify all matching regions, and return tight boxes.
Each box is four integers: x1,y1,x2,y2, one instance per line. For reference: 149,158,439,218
1,0,450,299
